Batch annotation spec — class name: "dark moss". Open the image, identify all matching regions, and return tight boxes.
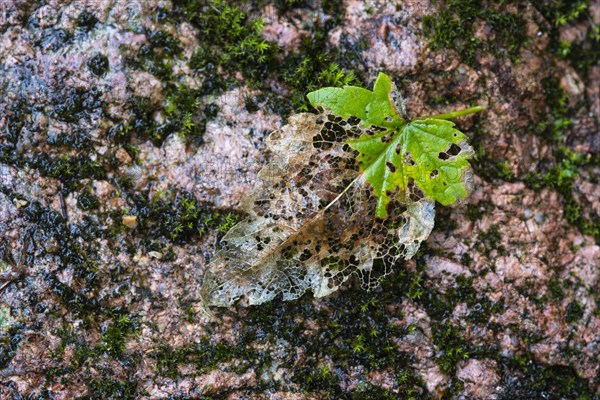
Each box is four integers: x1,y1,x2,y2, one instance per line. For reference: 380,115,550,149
48,324,92,377
487,10,529,58
181,0,276,84
513,70,600,244
76,11,99,30
87,53,109,76
547,276,564,301
28,154,105,191
349,383,409,399
387,259,504,382
534,77,572,143
423,6,480,65
218,248,502,397
515,281,548,306
465,199,494,222
321,0,346,26
97,313,140,358
121,28,211,144
113,29,188,156
151,336,253,379
124,27,181,83
45,273,103,319
11,198,116,321
431,321,470,374
195,0,358,113
465,119,518,184
54,86,105,124
531,0,598,79
124,190,239,245
564,300,584,323
280,29,362,111
137,237,596,398
531,0,589,27
460,252,473,267
146,29,182,57
420,267,503,325
474,153,516,182
498,357,597,400
266,0,311,14
423,0,529,65
433,207,458,232
522,171,545,190
0,324,23,369
204,102,220,118
564,27,600,76
543,148,600,243
77,189,100,211
0,191,148,394
516,2,599,245
112,0,361,149
46,129,94,149
83,377,138,400
226,270,439,397
477,224,507,257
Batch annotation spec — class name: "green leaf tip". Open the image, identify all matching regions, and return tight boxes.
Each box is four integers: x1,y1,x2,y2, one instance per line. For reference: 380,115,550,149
307,72,406,128
308,72,483,218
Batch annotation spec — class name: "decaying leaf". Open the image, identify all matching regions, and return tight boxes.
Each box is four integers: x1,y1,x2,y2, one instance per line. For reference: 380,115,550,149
201,73,481,307
308,73,475,218
202,113,434,307
346,119,474,218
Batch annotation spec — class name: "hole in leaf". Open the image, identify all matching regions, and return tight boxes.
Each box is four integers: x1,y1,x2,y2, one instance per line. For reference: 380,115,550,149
447,143,461,156
347,116,360,126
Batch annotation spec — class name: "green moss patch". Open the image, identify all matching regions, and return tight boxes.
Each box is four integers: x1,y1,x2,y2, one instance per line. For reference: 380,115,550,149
540,148,600,243
531,0,598,79
126,190,239,245
184,0,276,84
423,0,529,65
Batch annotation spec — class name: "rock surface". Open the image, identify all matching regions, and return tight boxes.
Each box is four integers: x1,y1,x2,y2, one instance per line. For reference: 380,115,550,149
0,0,598,399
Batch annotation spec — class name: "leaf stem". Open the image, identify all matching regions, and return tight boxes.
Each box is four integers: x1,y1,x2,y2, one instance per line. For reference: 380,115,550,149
417,106,485,121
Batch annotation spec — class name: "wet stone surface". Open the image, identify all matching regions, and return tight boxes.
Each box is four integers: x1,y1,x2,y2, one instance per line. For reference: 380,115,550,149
0,0,599,399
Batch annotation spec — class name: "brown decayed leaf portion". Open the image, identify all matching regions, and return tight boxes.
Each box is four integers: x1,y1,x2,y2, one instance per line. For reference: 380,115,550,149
201,113,435,307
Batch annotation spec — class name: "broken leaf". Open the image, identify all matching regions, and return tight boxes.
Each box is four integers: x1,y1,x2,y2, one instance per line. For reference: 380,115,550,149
347,118,474,218
201,73,483,307
307,72,406,128
201,113,435,307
